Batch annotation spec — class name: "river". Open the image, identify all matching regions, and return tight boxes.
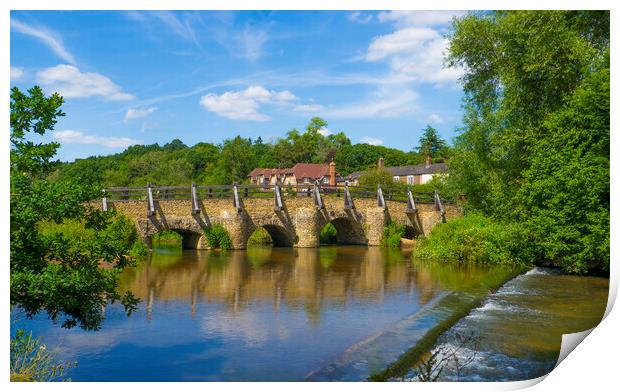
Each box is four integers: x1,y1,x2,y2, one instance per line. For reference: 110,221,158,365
13,246,608,381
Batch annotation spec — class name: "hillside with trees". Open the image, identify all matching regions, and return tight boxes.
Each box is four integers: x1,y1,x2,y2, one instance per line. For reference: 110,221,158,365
50,118,448,187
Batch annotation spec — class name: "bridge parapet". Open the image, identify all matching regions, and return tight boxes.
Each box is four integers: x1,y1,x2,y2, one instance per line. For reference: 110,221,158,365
99,184,461,249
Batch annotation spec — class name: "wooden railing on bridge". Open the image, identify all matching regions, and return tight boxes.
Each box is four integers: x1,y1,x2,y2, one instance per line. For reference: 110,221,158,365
101,182,455,214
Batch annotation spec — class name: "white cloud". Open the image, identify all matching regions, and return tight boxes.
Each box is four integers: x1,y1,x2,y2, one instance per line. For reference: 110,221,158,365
53,130,140,148
239,26,268,61
325,85,418,119
36,65,134,101
11,19,76,64
317,127,333,136
293,104,323,112
154,11,200,47
347,12,373,24
364,11,466,86
199,85,298,121
377,10,467,28
427,113,444,124
10,66,24,80
366,27,440,62
360,137,383,146
366,27,463,84
124,107,158,122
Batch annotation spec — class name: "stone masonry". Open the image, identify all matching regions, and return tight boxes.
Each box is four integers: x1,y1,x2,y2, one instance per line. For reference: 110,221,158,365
99,193,462,250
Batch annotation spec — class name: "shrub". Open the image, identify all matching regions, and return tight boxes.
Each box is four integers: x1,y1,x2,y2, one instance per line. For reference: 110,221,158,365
152,230,182,248
247,227,273,246
320,223,338,244
413,213,533,266
381,222,406,248
204,224,232,250
38,212,145,263
358,167,407,194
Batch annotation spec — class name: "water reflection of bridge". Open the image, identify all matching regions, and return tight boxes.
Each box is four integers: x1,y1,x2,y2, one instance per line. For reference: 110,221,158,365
119,247,440,319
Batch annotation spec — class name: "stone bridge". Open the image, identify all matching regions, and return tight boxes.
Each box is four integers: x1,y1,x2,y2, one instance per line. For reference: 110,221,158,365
99,184,462,249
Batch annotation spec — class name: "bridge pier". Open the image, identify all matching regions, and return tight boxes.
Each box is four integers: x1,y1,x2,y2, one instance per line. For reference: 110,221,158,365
293,207,320,247
365,207,388,246
219,209,251,250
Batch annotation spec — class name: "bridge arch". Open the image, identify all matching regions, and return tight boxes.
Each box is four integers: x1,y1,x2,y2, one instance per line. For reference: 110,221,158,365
328,217,367,246
260,224,295,247
147,228,204,250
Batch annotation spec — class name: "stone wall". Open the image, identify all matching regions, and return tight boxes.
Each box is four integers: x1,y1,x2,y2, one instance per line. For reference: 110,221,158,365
99,193,461,250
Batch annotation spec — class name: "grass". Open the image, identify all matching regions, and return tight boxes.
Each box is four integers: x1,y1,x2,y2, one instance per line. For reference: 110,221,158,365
320,223,338,244
204,224,232,250
152,230,182,249
381,222,406,248
247,227,273,247
10,329,73,382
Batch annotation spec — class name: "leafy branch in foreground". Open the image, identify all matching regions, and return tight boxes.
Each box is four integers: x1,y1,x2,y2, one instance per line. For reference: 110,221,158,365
10,86,140,330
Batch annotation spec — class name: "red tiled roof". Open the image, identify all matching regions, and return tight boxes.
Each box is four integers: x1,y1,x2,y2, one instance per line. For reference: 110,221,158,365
290,163,331,179
247,163,338,180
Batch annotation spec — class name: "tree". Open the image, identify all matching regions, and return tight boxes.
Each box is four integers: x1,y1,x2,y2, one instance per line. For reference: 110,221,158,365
212,136,258,183
445,11,609,272
416,125,448,158
357,167,406,194
11,86,139,330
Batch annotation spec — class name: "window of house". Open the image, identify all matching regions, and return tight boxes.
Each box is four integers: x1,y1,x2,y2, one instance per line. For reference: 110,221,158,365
393,176,400,182
407,175,414,185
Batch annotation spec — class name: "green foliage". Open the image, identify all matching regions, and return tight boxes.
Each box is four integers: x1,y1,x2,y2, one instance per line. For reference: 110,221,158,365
381,222,406,248
129,241,148,258
247,227,273,247
11,86,139,330
415,350,443,382
358,167,407,194
10,328,73,382
204,225,232,250
443,11,609,273
416,125,450,162
413,214,533,266
335,143,420,176
319,223,338,244
152,230,183,248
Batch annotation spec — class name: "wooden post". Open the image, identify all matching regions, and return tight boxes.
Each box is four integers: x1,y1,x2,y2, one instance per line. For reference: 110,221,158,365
274,184,283,212
434,190,446,218
313,181,324,210
406,189,417,213
344,181,355,210
101,188,108,211
377,184,386,210
232,182,242,212
147,183,156,217
191,182,200,215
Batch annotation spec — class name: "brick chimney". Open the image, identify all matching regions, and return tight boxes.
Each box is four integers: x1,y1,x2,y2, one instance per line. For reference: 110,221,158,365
329,160,336,186
378,157,384,169
425,155,432,168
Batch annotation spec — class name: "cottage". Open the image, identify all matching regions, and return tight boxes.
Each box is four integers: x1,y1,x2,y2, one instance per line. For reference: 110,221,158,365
346,156,447,186
247,162,341,187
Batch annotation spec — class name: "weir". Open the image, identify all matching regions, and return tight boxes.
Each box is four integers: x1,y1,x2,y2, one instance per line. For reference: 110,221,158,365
97,184,462,249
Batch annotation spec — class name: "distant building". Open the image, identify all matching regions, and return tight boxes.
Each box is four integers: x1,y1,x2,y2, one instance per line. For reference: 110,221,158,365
247,162,342,187
346,156,448,186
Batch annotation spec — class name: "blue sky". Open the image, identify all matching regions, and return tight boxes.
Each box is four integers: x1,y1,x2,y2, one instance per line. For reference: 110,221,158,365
10,10,467,162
